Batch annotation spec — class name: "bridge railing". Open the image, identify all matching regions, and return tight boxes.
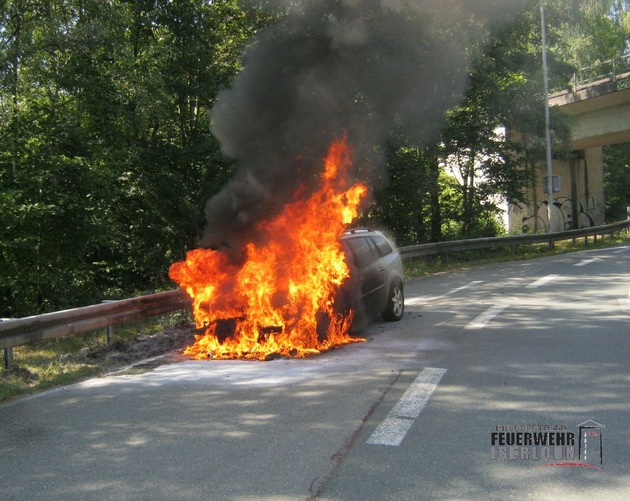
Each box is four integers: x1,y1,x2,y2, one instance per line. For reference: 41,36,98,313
2,219,630,368
573,53,630,91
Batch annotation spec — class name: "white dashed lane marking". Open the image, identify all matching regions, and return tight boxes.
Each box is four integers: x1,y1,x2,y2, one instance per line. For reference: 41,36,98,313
367,368,447,447
464,304,509,330
574,258,599,267
526,274,559,288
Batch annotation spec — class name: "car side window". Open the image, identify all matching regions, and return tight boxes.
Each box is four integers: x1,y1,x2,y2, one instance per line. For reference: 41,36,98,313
345,237,377,268
370,235,393,257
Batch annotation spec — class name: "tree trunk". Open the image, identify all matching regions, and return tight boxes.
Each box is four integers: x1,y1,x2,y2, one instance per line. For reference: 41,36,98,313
429,154,442,242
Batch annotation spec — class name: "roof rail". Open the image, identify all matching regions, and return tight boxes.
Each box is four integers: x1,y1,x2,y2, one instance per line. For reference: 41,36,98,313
343,227,375,235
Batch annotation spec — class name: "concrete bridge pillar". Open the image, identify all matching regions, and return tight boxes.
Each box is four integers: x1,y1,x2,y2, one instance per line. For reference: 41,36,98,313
509,146,604,233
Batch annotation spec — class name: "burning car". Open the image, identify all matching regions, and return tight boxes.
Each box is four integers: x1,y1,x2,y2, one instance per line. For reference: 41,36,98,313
169,136,401,360
337,228,405,329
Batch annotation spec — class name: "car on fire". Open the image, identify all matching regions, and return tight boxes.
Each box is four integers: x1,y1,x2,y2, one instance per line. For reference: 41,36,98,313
337,228,405,328
211,227,404,344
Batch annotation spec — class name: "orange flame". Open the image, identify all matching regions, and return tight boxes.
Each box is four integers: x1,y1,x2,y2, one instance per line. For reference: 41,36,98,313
169,136,368,360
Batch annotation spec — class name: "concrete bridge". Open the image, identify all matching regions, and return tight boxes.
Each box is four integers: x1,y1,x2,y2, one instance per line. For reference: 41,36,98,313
509,58,630,233
553,69,630,149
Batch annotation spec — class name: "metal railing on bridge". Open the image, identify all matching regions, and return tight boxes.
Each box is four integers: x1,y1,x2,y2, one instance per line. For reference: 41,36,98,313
572,53,630,91
2,219,629,368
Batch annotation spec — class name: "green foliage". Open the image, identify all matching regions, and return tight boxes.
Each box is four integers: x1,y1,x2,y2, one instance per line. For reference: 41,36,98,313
604,142,630,222
361,137,438,246
0,0,271,317
549,0,630,75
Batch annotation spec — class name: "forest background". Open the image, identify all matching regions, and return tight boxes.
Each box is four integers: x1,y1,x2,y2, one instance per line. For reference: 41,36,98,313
1,0,629,317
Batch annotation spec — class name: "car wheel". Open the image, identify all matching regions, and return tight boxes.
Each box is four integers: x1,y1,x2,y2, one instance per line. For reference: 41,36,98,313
382,280,404,321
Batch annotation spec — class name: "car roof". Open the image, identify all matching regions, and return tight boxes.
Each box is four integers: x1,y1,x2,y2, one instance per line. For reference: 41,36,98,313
341,227,381,238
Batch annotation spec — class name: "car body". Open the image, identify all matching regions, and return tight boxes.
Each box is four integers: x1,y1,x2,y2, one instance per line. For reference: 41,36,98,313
338,228,405,328
211,228,404,343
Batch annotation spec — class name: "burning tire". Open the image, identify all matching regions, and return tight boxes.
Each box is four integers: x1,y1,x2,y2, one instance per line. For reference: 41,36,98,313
382,280,404,322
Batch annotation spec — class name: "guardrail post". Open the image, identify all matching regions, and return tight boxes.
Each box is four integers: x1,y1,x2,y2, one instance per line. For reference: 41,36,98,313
1,318,13,369
106,325,114,345
101,300,116,344
4,348,13,370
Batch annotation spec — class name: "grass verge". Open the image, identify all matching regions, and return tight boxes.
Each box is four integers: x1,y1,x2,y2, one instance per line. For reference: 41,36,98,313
1,311,196,403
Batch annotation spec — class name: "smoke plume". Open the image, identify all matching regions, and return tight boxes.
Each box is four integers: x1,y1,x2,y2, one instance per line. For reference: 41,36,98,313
202,0,526,257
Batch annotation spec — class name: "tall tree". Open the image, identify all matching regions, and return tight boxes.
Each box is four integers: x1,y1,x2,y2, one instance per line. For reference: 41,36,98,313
549,0,630,81
604,142,630,221
0,0,270,316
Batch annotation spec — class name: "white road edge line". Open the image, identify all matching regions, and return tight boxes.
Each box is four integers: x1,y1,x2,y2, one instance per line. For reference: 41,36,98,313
526,274,559,288
464,304,509,330
367,367,447,447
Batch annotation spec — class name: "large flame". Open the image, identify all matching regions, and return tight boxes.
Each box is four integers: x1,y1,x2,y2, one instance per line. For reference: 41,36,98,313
169,136,368,360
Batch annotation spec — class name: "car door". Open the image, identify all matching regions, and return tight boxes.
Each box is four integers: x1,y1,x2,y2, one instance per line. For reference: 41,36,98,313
367,234,397,309
344,236,384,317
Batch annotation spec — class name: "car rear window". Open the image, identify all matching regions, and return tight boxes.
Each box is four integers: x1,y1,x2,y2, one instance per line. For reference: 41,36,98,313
370,235,393,257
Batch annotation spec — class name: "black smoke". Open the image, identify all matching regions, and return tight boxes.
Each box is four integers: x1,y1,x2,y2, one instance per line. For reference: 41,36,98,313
201,0,526,257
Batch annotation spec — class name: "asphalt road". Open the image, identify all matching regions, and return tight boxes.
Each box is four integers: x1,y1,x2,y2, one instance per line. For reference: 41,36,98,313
1,244,629,500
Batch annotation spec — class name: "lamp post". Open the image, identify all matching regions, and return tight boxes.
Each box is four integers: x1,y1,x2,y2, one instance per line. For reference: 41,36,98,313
540,0,555,238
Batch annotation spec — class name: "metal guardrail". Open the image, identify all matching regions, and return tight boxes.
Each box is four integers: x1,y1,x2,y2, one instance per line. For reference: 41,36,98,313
1,219,629,368
399,219,630,260
1,289,191,369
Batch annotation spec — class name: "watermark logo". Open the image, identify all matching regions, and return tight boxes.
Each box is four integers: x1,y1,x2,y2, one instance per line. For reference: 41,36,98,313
577,420,604,469
490,421,604,470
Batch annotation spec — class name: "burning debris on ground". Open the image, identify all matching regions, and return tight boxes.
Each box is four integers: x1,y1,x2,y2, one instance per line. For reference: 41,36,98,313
81,324,198,367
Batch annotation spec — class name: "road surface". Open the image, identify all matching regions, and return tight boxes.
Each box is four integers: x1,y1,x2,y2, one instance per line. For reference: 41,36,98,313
1,244,629,500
